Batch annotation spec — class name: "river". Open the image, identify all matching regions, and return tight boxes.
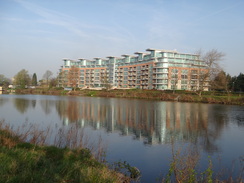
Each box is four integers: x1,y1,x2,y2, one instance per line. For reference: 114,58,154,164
0,94,243,182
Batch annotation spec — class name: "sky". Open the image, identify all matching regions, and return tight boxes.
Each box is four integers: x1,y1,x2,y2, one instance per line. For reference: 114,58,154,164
0,0,244,79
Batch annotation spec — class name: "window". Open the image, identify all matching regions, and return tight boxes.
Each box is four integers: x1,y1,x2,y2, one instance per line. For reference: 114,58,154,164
181,85,187,90
191,75,198,79
162,80,168,84
172,73,178,78
171,85,177,90
181,69,188,74
172,69,178,73
181,75,187,79
181,80,188,84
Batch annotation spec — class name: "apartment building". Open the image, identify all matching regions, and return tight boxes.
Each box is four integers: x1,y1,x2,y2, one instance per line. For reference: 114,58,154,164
58,48,209,91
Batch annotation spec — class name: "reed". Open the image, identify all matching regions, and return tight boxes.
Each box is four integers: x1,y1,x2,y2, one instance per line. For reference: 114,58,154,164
0,120,129,183
163,139,244,183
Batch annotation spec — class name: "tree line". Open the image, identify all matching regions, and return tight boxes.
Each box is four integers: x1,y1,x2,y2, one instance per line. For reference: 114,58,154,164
0,69,57,89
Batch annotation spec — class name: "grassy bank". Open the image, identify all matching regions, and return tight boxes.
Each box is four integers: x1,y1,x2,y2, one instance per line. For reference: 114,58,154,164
0,122,129,183
14,88,244,105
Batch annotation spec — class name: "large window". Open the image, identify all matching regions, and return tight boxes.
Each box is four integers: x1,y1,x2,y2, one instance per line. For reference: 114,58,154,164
191,70,197,74
172,69,178,73
181,80,188,84
181,85,187,90
181,75,187,79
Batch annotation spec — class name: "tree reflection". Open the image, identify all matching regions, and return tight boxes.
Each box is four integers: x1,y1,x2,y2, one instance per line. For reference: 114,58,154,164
31,100,36,108
13,98,30,113
0,97,8,107
40,100,55,114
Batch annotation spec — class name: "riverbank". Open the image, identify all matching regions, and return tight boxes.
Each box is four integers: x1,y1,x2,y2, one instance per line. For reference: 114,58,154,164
13,88,244,105
0,123,130,183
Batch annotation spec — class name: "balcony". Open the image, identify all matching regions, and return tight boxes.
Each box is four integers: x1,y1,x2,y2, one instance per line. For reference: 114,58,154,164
141,72,148,76
153,71,168,74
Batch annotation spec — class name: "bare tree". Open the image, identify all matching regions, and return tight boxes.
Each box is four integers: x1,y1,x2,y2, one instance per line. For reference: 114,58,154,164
57,70,66,88
68,66,79,90
196,49,225,96
169,69,178,93
202,49,225,80
43,70,53,86
49,77,58,88
100,74,112,90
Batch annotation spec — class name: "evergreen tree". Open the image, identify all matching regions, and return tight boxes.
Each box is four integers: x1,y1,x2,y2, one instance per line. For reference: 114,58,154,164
233,73,244,92
31,73,37,86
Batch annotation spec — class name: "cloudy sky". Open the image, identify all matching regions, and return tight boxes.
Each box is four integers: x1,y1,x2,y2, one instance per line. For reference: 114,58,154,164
0,0,243,79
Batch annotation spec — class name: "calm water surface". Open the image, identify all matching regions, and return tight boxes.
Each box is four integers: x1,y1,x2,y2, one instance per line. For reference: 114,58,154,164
0,94,243,182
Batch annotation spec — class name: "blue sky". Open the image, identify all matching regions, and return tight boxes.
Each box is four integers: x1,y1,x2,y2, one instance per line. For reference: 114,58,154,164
0,0,243,79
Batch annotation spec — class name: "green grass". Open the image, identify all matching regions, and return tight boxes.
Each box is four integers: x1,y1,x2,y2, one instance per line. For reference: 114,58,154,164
0,128,125,183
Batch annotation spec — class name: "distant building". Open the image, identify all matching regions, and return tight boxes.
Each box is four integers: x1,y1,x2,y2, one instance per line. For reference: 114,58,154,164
58,48,209,91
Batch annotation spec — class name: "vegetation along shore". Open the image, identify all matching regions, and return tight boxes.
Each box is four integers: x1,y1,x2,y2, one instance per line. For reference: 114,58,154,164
10,88,244,106
0,120,139,183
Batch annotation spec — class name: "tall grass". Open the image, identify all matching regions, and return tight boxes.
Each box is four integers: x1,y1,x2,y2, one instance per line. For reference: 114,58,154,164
0,120,129,183
0,120,106,160
163,140,244,183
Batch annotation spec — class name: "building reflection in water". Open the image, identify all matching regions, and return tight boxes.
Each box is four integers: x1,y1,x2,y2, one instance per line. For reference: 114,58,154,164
55,98,220,147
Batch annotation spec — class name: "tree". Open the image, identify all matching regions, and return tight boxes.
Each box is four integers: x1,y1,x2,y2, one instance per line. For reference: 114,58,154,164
211,70,231,92
31,73,38,86
196,49,225,96
68,66,79,89
0,74,11,87
100,74,112,90
13,69,31,88
169,70,178,94
232,73,244,92
57,70,65,88
43,70,53,86
202,49,225,80
49,77,57,88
